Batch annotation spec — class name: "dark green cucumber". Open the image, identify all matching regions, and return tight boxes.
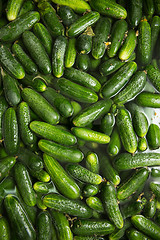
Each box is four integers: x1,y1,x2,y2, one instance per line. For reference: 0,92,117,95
0,11,40,42
33,23,53,56
0,44,25,79
76,32,92,55
55,77,98,103
113,71,146,105
0,147,8,159
109,219,131,240
146,64,160,92
89,0,127,19
58,5,78,26
20,74,47,92
127,228,151,240
65,38,76,68
82,184,99,198
108,19,128,58
51,210,73,240
4,195,36,240
30,169,50,183
144,0,155,19
151,167,160,177
42,86,73,118
0,17,8,28
73,99,112,127
102,182,124,229
72,219,115,236
12,41,38,75
33,181,58,194
3,107,19,155
127,0,142,27
132,110,149,138
138,137,148,152
137,19,152,66
22,88,60,125
36,194,47,211
66,163,102,185
43,153,80,199
0,216,10,240
37,211,52,240
30,121,77,146
89,57,101,72
86,196,104,213
131,215,160,240
43,193,93,218
146,123,160,149
18,0,35,16
38,2,64,37
100,113,115,136
121,199,146,219
75,54,90,72
39,139,83,163
116,107,137,154
101,62,137,99
107,128,121,157
135,92,160,108
117,168,149,200
119,29,137,61
66,11,100,37
143,195,156,218
52,36,67,78
17,102,37,146
92,17,111,59
14,162,36,207
86,152,99,174
114,152,160,171
150,182,160,199
71,101,82,118
6,0,24,21
22,31,51,75
151,16,160,53
0,156,16,181
154,0,160,15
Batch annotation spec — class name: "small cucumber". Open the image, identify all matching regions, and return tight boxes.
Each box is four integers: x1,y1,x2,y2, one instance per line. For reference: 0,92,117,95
20,74,47,93
0,216,10,240
75,54,90,72
18,0,35,16
151,167,160,177
43,193,93,218
143,195,156,218
82,184,99,198
132,110,149,138
127,228,151,240
135,92,160,108
151,16,160,53
30,169,50,183
86,197,104,213
37,211,52,240
86,151,99,174
6,0,25,21
76,32,92,55
146,64,160,92
107,128,121,157
138,137,148,152
127,0,142,27
100,113,115,136
66,11,100,37
0,156,16,181
33,181,58,194
65,38,76,68
146,124,160,149
21,88,60,125
58,5,78,26
150,182,160,199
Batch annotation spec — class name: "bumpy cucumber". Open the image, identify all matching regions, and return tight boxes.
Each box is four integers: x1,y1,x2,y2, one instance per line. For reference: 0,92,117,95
144,195,156,219
150,182,160,199
135,92,160,108
107,128,121,157
58,5,78,26
82,184,99,198
151,16,160,53
75,53,90,72
109,219,131,240
6,0,24,21
146,123,160,149
138,137,148,152
0,216,10,240
37,211,52,240
146,64,160,92
100,113,115,136
127,0,142,27
0,156,16,181
76,32,92,55
65,38,76,68
132,110,149,138
127,228,151,240
86,152,99,174
121,199,146,219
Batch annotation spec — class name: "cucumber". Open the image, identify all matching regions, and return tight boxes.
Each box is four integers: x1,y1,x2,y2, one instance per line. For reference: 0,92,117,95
33,23,53,56
154,0,160,15
30,121,77,146
114,152,160,171
0,147,8,159
21,88,60,125
121,199,146,219
39,139,83,163
146,124,160,149
43,153,80,199
74,237,105,240
73,99,112,127
100,113,115,136
86,151,99,174
0,11,40,42
30,169,50,183
92,17,111,59
127,0,142,27
36,193,47,210
75,54,90,72
131,215,160,240
151,16,160,53
132,110,149,138
22,31,51,75
76,32,92,55
66,11,100,37
116,107,137,154
0,216,10,240
86,197,104,213
12,41,38,75
107,128,121,157
151,167,160,177
89,0,127,19
43,193,93,218
66,163,102,185
138,137,148,152
17,102,37,147
4,195,36,240
0,156,16,181
108,19,128,58
58,5,78,26
52,36,67,78
37,211,52,240
21,74,47,93
82,184,99,198
137,19,152,66
33,181,58,194
14,162,36,207
18,0,35,16
89,57,101,72
71,101,82,118
6,0,24,21
101,62,137,99
127,228,151,240
135,92,160,108
65,38,76,68
3,107,19,155
55,77,98,103
109,219,131,240
102,182,124,229
64,67,101,92
146,64,160,92
0,44,25,79
72,219,115,236
150,182,160,198
144,195,156,218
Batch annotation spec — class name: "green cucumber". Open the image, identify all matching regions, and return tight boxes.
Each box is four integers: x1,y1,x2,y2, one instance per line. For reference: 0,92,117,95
150,182,160,199
0,17,8,28
36,193,47,210
14,162,36,207
30,169,50,183
92,17,111,59
17,102,37,147
127,228,151,240
108,19,128,58
0,147,8,159
30,121,77,146
64,67,101,92
82,184,99,198
22,31,51,75
86,151,99,174
74,237,105,240
121,199,146,219
89,57,101,72
132,110,149,138
146,64,160,92
89,0,127,19
151,167,160,177
138,137,148,152
66,11,100,37
0,11,40,42
0,156,16,181
73,99,112,127
58,5,78,26
3,107,19,155
6,0,24,21
0,216,10,240
116,107,137,154
146,123,160,149
12,41,38,75
21,88,60,125
43,193,93,218
43,153,80,199
151,16,160,53
107,128,121,157
65,38,76,68
135,92,160,108
154,0,160,15
20,74,47,92
75,54,90,72
4,195,36,240
109,219,131,240
33,181,58,194
52,0,91,13
127,0,142,27
39,139,83,163
37,211,52,240
18,0,35,16
72,219,115,236
71,101,82,118
101,62,137,99
100,113,115,136
86,196,104,213
52,36,67,78
144,195,156,218
76,32,92,55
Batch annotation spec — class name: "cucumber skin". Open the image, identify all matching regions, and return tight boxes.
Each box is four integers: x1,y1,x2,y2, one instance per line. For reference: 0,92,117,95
37,211,52,240
146,64,160,92
146,124,160,149
135,92,160,108
0,216,10,240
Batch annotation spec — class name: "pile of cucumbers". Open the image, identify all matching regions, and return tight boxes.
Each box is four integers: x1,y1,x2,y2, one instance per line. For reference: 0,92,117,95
2,0,160,239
